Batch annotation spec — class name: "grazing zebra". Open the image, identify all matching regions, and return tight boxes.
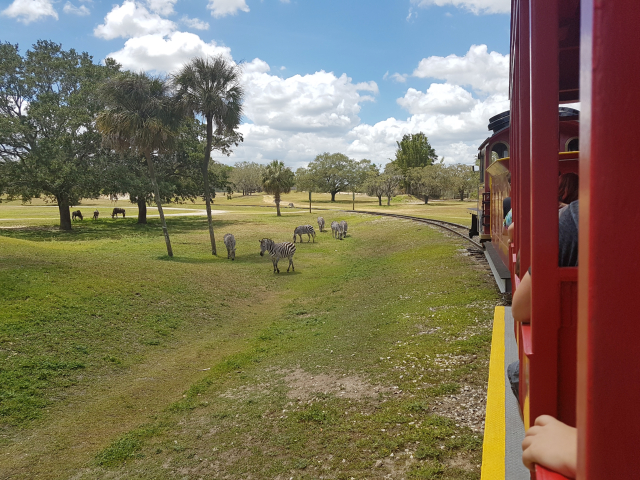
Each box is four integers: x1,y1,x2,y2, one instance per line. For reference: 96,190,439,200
331,221,343,240
72,210,83,221
340,220,348,237
317,216,325,232
293,225,316,243
259,238,296,273
93,210,99,220
223,233,236,260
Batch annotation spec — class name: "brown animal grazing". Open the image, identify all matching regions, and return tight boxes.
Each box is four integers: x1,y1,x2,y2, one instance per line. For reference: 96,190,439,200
112,207,126,219
93,210,99,220
72,210,83,221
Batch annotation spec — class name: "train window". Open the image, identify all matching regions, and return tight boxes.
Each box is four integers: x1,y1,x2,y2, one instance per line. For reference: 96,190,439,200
566,137,579,152
491,142,509,161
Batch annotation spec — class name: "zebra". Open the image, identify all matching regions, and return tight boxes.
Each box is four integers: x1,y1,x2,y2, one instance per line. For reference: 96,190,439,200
293,225,316,243
340,220,348,237
72,210,83,221
260,238,296,273
317,216,325,232
331,221,343,240
223,233,236,260
93,209,99,220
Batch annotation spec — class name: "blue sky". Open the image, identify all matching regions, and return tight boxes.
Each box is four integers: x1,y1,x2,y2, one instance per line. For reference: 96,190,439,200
1,0,511,168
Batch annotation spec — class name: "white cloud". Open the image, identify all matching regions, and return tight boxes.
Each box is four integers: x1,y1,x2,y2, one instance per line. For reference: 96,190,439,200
397,84,476,115
242,60,378,136
412,44,508,95
1,0,57,23
145,0,176,16
63,2,90,15
208,0,249,18
105,32,231,73
411,0,510,15
181,16,209,30
94,1,176,40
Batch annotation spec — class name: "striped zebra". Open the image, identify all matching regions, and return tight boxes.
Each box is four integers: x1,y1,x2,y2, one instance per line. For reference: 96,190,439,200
259,238,296,273
317,216,325,232
339,220,348,237
331,221,343,240
293,225,316,243
223,233,236,260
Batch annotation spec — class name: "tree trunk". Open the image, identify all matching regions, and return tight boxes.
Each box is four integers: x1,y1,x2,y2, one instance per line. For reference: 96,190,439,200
460,190,464,201
331,191,336,202
137,198,147,224
424,195,429,204
203,117,216,255
387,195,391,206
275,192,281,216
57,196,72,231
309,191,312,213
377,195,382,206
144,152,173,257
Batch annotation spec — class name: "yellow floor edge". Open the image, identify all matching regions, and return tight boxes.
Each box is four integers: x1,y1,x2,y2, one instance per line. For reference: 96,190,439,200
481,306,506,479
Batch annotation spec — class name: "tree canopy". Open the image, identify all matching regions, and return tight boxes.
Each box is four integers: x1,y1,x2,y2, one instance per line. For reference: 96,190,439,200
262,160,294,216
97,71,184,256
393,132,438,172
0,41,120,229
298,152,359,201
231,161,265,195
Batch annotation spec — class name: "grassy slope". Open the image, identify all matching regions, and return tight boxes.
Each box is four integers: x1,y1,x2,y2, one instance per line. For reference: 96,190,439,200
0,198,497,479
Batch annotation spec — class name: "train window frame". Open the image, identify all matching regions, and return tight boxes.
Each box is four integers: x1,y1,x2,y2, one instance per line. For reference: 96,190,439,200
490,141,510,162
565,137,579,152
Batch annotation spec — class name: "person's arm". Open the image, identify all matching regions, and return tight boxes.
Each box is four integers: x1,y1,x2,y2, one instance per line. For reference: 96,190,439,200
508,222,514,244
512,270,531,323
522,415,577,478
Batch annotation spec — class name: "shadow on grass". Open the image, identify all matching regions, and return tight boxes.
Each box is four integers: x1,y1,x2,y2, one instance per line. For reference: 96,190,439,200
0,217,252,243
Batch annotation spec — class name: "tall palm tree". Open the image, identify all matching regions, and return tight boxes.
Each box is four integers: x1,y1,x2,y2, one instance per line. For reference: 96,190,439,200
262,160,295,216
172,56,244,255
97,72,183,257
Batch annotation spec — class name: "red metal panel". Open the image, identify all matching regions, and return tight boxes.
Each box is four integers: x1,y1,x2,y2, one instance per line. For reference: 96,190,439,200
529,0,561,427
516,0,530,277
577,0,640,477
536,465,571,480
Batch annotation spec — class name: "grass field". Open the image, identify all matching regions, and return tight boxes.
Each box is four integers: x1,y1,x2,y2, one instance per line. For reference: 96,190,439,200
0,194,498,479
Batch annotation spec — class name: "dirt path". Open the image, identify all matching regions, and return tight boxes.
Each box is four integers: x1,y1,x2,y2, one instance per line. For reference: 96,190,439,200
0,296,280,480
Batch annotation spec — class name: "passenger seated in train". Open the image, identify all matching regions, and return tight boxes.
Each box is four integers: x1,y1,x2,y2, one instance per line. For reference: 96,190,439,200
508,200,580,401
522,415,577,478
558,172,579,214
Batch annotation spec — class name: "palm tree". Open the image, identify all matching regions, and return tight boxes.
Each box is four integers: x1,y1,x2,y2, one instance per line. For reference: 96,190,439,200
262,160,295,216
97,72,183,257
172,55,244,255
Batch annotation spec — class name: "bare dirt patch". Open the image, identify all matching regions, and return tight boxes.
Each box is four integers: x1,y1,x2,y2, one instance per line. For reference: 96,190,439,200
430,384,487,433
283,367,392,401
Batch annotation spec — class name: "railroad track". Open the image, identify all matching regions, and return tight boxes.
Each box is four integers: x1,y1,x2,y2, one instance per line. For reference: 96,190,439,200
346,210,484,251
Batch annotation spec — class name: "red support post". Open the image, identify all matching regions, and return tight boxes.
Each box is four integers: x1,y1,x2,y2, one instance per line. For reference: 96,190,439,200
528,0,561,428
577,0,640,477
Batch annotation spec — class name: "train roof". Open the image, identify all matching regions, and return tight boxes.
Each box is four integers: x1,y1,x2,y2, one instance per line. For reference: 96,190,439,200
478,107,580,151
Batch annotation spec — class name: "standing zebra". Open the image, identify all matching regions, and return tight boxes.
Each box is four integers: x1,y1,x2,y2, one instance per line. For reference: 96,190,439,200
293,225,316,243
340,220,348,237
259,238,296,273
223,233,236,260
317,216,325,232
331,221,343,240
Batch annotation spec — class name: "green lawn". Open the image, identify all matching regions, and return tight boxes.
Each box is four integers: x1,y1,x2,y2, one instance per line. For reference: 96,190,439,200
0,197,496,479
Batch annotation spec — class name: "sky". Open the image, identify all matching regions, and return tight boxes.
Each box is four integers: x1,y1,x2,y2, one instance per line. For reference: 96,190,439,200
0,0,512,169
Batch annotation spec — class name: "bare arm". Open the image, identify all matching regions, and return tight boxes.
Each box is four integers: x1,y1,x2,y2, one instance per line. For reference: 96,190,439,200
508,222,515,244
522,415,577,478
512,270,531,324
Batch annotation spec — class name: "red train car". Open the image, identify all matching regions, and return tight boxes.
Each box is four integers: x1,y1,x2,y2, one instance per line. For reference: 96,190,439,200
480,0,640,479
472,109,579,293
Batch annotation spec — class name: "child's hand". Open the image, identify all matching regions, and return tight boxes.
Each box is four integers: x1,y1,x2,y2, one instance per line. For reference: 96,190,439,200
522,415,577,478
